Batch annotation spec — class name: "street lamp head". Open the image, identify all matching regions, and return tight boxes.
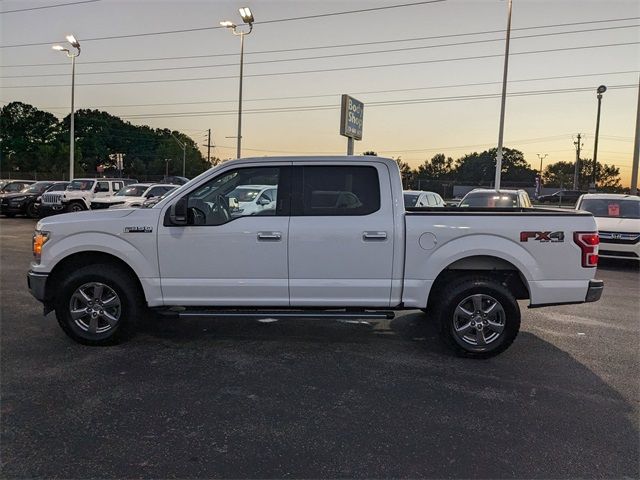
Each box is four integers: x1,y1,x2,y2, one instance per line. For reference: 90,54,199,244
220,20,235,28
51,45,67,51
597,85,607,94
239,7,254,24
65,34,80,48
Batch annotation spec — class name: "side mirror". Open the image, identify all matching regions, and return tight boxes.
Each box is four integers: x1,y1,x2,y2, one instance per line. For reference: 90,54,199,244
169,197,188,225
258,197,270,206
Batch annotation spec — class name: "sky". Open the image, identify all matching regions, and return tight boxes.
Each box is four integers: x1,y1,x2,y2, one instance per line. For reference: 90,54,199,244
1,0,639,186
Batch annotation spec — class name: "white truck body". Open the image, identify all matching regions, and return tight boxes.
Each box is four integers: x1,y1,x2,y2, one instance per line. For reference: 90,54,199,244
28,157,603,355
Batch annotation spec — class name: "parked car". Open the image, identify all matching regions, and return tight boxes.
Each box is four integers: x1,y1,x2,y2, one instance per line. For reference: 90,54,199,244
403,190,445,208
39,178,137,215
576,193,640,262
91,183,177,209
28,156,603,358
458,189,532,208
0,180,36,195
538,189,585,205
0,181,67,218
227,184,278,217
162,176,190,185
32,182,71,217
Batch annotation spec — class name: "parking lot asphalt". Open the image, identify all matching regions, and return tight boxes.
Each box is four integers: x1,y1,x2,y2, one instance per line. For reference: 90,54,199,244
1,217,638,479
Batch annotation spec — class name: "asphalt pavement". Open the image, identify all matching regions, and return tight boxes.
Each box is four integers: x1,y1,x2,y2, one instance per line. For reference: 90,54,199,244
1,217,638,479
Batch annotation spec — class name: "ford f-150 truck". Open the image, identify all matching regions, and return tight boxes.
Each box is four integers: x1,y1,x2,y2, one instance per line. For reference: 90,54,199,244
27,156,603,357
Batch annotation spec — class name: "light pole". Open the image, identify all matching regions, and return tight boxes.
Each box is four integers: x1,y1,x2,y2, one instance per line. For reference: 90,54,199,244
169,132,186,177
221,6,254,159
591,85,607,190
52,34,80,181
494,0,513,190
536,153,548,176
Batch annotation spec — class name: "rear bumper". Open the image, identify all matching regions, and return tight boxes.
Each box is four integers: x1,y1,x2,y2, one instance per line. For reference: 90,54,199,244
585,279,604,303
27,271,48,302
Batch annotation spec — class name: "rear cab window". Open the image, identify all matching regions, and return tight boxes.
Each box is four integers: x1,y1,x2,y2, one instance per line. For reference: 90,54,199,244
294,166,380,216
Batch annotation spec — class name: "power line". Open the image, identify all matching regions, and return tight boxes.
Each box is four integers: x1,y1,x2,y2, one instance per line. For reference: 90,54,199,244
0,0,445,49
4,24,638,79
0,0,100,14
114,84,635,120
3,16,639,67
3,41,638,89
31,70,637,110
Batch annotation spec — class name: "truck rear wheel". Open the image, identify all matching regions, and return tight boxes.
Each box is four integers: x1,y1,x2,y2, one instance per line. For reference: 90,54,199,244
434,276,520,358
54,264,143,345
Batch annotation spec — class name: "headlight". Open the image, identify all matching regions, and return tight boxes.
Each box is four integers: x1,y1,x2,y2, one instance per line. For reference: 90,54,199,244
32,230,50,262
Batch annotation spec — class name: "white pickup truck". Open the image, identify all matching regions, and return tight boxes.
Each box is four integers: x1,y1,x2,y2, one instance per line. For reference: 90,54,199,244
27,156,603,357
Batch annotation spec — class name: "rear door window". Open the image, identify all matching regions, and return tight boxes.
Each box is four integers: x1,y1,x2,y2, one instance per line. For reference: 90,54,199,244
295,166,380,216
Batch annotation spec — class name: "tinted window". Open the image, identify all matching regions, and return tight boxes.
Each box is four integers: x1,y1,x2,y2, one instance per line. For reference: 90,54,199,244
69,180,94,191
112,182,123,192
96,181,110,192
403,193,419,207
460,192,519,207
185,167,282,226
579,198,639,219
299,166,380,216
48,183,69,192
147,186,169,197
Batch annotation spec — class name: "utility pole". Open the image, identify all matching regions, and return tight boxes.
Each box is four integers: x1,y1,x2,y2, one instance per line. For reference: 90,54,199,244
573,133,582,190
207,129,212,164
631,75,639,195
494,0,513,190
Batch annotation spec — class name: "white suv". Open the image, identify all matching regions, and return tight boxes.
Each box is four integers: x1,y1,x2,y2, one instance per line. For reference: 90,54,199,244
576,193,640,262
41,178,136,213
91,183,177,209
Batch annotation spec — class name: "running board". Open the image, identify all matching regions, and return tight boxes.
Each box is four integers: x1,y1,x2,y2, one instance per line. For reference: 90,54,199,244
170,309,394,320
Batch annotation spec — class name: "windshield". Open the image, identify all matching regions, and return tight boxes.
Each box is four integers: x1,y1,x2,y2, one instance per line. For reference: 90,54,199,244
229,187,262,202
116,185,148,197
403,193,419,207
579,198,639,219
68,180,95,191
460,192,519,207
24,183,51,194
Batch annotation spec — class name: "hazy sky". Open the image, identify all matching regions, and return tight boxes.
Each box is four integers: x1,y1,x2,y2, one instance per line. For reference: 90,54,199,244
1,0,639,185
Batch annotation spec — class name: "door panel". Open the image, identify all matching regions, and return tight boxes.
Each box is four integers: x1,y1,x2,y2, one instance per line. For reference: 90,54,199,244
288,163,394,307
157,164,291,306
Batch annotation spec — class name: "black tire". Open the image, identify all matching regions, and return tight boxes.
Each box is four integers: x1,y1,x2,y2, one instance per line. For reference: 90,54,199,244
433,276,520,358
68,202,86,212
26,202,38,218
54,264,145,345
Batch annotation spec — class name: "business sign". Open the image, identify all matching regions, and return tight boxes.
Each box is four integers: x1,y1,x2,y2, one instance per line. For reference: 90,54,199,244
340,94,364,140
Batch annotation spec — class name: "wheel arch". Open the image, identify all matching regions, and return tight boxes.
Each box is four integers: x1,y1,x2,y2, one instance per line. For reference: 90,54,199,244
426,255,530,310
44,251,146,311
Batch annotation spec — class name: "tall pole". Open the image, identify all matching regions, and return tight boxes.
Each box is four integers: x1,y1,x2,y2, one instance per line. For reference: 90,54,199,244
592,85,607,189
631,75,639,195
207,128,212,164
494,0,513,191
70,54,76,181
237,32,245,159
573,134,582,190
182,145,186,177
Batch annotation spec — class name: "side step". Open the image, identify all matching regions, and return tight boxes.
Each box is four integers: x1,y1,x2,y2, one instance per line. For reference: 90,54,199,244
166,309,395,320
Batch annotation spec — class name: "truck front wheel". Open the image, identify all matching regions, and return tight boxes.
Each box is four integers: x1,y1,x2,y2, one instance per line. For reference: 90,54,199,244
434,276,520,358
54,264,143,345
68,202,86,212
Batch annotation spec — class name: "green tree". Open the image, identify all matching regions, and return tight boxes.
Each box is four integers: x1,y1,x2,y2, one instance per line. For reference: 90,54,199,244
453,147,535,185
362,150,378,156
393,157,414,188
543,159,622,191
416,153,454,180
0,102,63,175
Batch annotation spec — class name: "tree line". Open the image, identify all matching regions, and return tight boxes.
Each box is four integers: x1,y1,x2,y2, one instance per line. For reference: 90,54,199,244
0,102,215,180
0,101,623,191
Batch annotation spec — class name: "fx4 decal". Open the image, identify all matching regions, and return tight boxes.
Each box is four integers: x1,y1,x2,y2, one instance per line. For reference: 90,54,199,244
124,226,153,233
520,231,564,243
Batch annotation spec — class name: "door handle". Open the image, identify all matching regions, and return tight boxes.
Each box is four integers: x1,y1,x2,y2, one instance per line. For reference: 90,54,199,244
363,231,387,241
257,231,282,241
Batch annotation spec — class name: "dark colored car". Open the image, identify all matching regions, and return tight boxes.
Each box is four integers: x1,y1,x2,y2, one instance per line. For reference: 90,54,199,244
32,181,71,217
0,181,67,218
538,190,586,204
0,180,36,195
162,176,190,185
